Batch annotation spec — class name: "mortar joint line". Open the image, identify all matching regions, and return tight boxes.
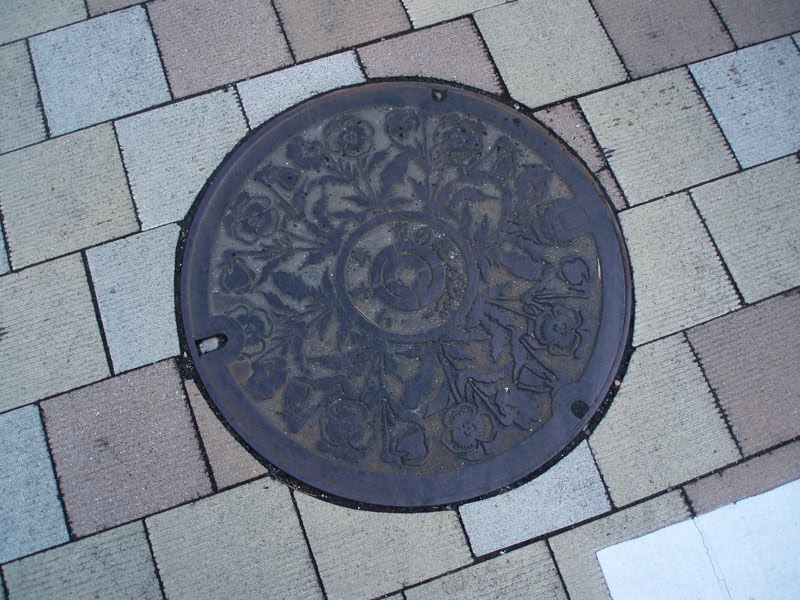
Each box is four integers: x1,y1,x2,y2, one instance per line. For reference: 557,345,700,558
143,2,175,102
111,120,144,231
269,0,297,64
180,378,219,494
706,0,738,49
545,537,574,600
586,0,632,81
36,402,77,541
289,489,329,600
231,85,252,131
24,37,52,140
467,13,511,99
80,251,116,377
142,519,169,600
680,486,697,518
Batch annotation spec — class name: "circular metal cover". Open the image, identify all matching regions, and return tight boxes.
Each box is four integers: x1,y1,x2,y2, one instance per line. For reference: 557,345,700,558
179,81,631,508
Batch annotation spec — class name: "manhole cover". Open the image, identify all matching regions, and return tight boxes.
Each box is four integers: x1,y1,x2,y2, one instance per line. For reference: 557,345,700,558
179,81,631,508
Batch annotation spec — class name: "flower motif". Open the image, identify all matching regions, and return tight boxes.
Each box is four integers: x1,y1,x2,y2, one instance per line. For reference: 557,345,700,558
385,424,430,466
245,355,287,400
319,399,375,462
534,304,583,356
442,404,494,457
255,165,301,192
384,109,420,143
560,257,590,286
219,252,257,295
286,137,326,169
323,114,374,157
229,305,274,356
224,192,279,245
434,116,484,164
493,386,540,429
515,164,552,201
280,380,313,433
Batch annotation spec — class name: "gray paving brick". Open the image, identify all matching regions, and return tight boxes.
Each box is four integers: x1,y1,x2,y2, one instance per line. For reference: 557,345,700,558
0,42,45,154
116,89,247,229
0,255,108,412
0,0,86,45
589,335,740,507
3,522,161,600
475,0,626,108
86,0,145,16
148,480,321,600
402,0,505,28
86,225,181,374
550,491,690,600
619,193,740,345
459,442,610,556
0,405,68,564
711,0,800,46
580,68,737,205
29,7,169,136
690,37,800,169
296,493,471,599
405,541,567,600
692,156,800,302
0,124,137,268
237,52,364,129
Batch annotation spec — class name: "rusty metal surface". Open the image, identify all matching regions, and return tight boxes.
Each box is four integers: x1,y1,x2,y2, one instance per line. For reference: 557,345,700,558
179,81,631,507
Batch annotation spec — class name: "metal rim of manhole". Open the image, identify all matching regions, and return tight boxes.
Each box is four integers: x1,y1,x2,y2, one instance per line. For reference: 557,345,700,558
177,80,632,509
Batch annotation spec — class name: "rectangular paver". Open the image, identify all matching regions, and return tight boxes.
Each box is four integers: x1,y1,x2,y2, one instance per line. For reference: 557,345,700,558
0,255,108,411
619,193,740,345
0,41,46,154
475,0,626,108
589,334,740,507
690,37,800,169
3,522,161,600
687,291,800,455
358,19,501,93
87,0,147,16
0,124,137,268
86,224,181,374
711,0,800,46
296,492,471,599
401,0,505,28
459,442,611,556
0,0,86,45
41,360,211,537
147,480,321,600
29,7,169,136
0,405,69,564
116,89,247,229
580,68,737,205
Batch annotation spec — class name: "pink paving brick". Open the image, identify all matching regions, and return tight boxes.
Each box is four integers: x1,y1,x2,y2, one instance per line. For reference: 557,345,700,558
86,0,140,16
41,360,212,537
711,0,800,46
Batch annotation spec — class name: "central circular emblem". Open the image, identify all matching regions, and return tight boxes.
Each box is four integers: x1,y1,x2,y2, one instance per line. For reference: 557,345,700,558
179,81,632,508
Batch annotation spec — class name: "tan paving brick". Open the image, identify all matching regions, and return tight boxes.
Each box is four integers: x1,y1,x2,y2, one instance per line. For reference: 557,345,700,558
0,42,45,154
0,0,86,45
296,493,471,599
147,481,321,600
550,491,691,600
0,255,108,412
274,0,410,62
589,335,740,506
149,0,292,98
86,0,141,16
358,19,501,93
475,0,626,108
0,124,137,269
402,0,505,28
580,68,737,205
687,291,800,455
711,0,800,46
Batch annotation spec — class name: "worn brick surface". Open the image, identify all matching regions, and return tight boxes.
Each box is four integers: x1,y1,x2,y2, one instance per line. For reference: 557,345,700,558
711,0,800,46
580,68,737,204
550,491,690,600
0,0,85,45
589,335,740,507
116,89,247,229
0,405,68,564
592,0,733,77
296,493,471,599
690,38,800,169
475,0,626,108
402,0,505,28
237,52,364,129
3,522,161,600
620,193,739,345
29,7,169,135
687,291,800,456
459,443,610,556
406,542,567,599
86,0,141,16
274,0,410,62
41,360,211,537
0,124,137,268
358,19,501,93
692,156,800,302
86,224,181,373
148,481,321,599
0,255,108,411
0,42,45,154
149,0,292,98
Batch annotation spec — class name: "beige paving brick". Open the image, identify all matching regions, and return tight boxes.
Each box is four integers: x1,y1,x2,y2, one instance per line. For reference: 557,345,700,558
711,0,800,46
0,255,108,411
402,0,505,28
3,522,161,600
0,124,137,269
148,480,321,600
589,335,740,507
580,68,737,205
296,493,471,599
692,157,800,302
550,491,690,600
475,0,626,108
0,0,86,45
687,291,800,455
0,42,45,154
405,542,567,600
358,19,501,93
620,193,740,345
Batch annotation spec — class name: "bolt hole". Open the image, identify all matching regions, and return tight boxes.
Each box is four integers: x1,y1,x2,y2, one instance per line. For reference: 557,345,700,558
431,89,447,102
197,334,228,355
